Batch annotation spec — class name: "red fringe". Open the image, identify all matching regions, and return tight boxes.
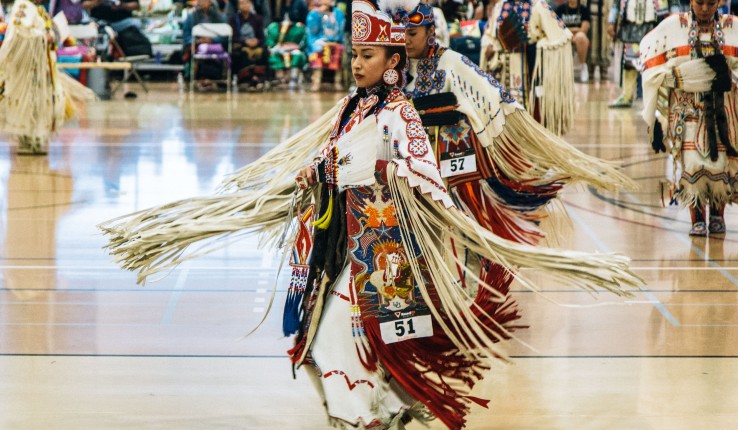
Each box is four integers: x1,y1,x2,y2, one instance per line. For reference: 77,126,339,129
362,316,481,430
287,336,307,364
357,261,524,430
454,181,544,245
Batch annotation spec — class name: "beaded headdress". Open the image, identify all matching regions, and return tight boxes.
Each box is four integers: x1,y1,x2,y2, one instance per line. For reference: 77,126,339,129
403,1,434,27
351,0,414,46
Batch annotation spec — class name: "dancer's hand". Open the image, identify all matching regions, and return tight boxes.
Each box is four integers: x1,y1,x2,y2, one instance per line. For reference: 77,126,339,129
295,165,316,190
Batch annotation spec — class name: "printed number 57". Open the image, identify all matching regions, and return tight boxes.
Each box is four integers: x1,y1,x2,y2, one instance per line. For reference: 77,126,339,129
450,158,465,172
394,319,416,337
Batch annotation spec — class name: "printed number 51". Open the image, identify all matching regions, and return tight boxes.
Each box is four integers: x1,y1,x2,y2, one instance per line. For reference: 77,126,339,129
394,318,416,337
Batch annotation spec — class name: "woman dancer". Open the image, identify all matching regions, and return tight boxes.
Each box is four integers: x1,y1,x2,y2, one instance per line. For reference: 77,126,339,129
101,1,642,428
640,0,738,235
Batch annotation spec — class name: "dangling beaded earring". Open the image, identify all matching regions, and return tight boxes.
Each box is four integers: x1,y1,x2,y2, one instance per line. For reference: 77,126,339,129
427,35,436,46
383,68,399,86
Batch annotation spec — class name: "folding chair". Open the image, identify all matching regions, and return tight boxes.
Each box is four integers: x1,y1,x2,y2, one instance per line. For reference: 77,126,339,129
104,25,150,95
190,23,233,93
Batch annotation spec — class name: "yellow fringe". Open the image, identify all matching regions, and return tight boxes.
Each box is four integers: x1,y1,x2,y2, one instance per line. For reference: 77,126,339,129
311,191,334,229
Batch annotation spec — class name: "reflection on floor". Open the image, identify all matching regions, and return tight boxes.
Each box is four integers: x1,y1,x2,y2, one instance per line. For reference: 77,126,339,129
1,81,737,429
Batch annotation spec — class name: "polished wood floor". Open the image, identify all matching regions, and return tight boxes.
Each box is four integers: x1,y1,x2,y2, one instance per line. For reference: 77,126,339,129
2,77,738,430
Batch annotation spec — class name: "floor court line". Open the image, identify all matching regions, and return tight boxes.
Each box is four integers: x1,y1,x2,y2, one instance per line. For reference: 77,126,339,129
160,265,191,325
565,205,681,327
624,192,738,289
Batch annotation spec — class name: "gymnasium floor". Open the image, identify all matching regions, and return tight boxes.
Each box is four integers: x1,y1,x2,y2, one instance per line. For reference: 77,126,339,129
1,79,737,430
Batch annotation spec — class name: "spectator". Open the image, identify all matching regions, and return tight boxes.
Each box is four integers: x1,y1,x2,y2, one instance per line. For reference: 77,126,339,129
82,0,139,32
230,0,268,87
265,12,307,89
305,0,345,91
555,0,590,82
83,0,152,57
182,0,227,89
52,0,86,24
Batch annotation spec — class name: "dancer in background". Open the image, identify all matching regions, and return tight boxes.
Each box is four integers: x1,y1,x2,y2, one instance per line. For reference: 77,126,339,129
0,0,94,155
481,0,575,135
587,0,611,80
640,0,738,235
607,0,679,107
403,0,632,247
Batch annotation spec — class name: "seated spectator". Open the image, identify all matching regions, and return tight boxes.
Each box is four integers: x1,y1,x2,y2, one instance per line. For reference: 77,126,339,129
182,0,227,89
53,0,86,24
305,0,344,91
265,12,307,89
230,0,268,87
82,0,139,31
82,0,153,57
555,0,591,82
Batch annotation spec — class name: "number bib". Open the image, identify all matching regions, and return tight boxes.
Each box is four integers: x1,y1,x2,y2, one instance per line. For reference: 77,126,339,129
440,149,477,178
378,310,433,345
345,170,435,346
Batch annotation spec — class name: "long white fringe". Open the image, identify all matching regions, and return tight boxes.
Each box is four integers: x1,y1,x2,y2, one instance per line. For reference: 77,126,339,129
0,22,59,139
530,39,574,136
98,181,304,284
387,162,643,361
486,110,636,191
219,99,344,192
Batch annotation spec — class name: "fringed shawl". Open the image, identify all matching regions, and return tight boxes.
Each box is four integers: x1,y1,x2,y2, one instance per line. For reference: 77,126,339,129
484,0,575,136
640,13,738,140
0,0,94,140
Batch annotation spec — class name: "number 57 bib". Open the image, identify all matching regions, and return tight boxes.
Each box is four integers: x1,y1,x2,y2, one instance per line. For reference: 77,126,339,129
440,148,477,178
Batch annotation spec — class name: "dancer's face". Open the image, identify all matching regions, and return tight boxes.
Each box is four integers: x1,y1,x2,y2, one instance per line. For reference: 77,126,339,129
691,0,719,24
405,25,434,59
351,46,400,88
